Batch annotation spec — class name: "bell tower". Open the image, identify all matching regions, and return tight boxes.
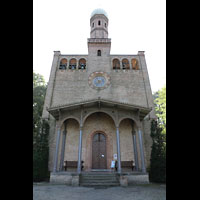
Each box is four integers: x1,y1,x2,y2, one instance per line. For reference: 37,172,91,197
88,8,111,57
90,8,109,38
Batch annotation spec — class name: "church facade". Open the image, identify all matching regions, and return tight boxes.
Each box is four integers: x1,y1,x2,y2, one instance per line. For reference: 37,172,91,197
42,9,156,185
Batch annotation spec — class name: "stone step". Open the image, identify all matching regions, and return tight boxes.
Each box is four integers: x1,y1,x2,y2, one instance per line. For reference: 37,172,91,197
81,176,118,179
80,182,120,187
81,179,118,182
80,173,120,187
80,176,118,180
81,178,118,181
81,175,117,177
81,179,118,183
81,173,117,176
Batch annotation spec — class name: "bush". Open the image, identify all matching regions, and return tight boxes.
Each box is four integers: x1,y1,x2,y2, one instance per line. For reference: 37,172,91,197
33,72,50,182
33,120,50,182
149,119,166,183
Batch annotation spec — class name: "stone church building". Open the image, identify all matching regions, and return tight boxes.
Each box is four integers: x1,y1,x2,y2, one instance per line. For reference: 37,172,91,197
42,8,156,186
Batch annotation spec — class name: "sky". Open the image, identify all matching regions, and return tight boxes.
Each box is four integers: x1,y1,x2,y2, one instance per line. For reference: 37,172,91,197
33,0,166,93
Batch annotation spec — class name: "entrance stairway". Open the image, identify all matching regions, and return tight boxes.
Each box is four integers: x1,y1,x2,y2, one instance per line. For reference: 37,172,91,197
80,172,120,187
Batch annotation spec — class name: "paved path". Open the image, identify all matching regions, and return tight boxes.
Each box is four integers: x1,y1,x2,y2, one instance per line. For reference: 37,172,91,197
33,183,166,200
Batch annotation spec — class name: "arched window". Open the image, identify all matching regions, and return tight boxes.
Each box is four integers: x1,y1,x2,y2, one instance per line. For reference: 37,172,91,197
105,23,107,28
97,50,101,56
69,58,77,70
113,59,120,70
122,59,130,69
59,58,67,70
92,23,94,27
131,58,139,70
78,58,86,69
98,20,101,25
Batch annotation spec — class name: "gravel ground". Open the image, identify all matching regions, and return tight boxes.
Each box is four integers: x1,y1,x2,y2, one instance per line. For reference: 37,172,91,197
33,183,166,200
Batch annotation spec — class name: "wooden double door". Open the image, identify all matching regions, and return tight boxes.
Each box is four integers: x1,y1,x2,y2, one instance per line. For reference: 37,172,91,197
92,133,107,169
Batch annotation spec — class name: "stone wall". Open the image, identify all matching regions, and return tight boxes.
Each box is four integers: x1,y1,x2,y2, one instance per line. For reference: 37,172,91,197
119,119,134,161
142,118,153,169
42,49,153,110
124,174,149,185
50,172,79,186
50,172,72,185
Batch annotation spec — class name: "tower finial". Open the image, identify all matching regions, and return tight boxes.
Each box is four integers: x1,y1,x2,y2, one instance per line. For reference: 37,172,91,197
91,8,108,18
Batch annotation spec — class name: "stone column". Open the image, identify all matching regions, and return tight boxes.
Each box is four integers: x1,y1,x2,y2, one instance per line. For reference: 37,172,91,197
116,126,121,173
132,132,139,171
120,59,122,70
129,59,132,70
59,123,67,171
131,121,139,171
138,129,146,173
53,127,61,172
133,134,138,171
77,126,83,174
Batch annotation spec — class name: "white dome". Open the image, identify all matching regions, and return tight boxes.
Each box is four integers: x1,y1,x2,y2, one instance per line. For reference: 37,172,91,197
91,8,108,18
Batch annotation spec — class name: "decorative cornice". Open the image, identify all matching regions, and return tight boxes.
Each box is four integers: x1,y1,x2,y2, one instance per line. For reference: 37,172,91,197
47,97,152,113
90,27,108,34
87,38,111,44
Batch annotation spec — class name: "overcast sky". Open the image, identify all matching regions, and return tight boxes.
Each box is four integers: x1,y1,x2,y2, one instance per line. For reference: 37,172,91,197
33,0,166,93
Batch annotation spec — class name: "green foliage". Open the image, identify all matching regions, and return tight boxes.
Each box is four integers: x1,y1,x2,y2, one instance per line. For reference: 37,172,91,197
149,119,166,183
33,72,46,88
153,85,166,135
33,72,50,182
33,120,50,181
149,85,166,183
33,72,47,135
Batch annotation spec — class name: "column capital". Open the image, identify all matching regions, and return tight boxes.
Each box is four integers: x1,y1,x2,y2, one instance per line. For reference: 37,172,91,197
56,119,62,130
138,128,143,133
56,126,61,131
136,119,143,130
132,130,136,135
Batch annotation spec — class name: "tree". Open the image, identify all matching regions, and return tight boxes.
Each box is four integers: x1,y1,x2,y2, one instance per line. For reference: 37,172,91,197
149,119,166,183
33,72,49,182
153,85,166,135
33,72,47,150
149,85,166,183
33,72,46,88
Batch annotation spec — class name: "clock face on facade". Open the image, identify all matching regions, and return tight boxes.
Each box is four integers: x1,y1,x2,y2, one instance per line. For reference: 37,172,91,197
93,76,106,87
88,72,111,90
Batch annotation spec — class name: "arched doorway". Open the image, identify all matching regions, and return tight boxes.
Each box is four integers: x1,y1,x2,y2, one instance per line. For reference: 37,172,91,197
83,112,115,171
92,132,107,169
